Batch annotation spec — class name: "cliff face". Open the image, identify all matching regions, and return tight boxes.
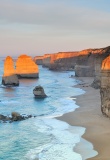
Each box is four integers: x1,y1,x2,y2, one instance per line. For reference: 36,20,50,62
100,56,110,117
2,56,19,86
49,52,79,70
33,46,110,89
33,56,43,65
42,54,51,68
91,47,110,88
44,48,107,73
16,55,39,78
3,56,16,77
42,47,110,89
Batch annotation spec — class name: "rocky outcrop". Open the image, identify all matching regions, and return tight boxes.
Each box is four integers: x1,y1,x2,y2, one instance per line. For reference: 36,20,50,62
33,85,47,98
2,56,19,86
0,112,33,123
16,55,39,78
100,56,110,117
91,47,110,89
34,56,43,65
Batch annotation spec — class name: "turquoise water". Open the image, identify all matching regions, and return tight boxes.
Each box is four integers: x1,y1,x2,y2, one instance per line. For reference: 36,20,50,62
0,59,97,160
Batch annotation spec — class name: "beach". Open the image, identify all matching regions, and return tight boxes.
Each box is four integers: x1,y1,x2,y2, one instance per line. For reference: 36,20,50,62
57,77,110,160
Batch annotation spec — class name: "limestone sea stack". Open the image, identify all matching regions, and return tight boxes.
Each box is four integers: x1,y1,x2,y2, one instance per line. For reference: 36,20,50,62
100,55,110,117
16,55,39,78
33,86,47,98
2,56,19,86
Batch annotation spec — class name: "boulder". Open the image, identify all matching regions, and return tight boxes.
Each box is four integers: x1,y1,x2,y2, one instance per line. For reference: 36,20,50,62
16,55,39,78
91,78,101,89
33,85,47,98
0,112,34,123
100,56,110,117
2,56,19,86
0,114,10,121
11,112,25,121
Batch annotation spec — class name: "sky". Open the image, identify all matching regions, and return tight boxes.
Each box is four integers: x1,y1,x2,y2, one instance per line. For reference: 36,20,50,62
0,0,110,57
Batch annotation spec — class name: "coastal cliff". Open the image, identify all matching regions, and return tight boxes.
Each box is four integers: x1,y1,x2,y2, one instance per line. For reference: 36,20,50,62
36,46,110,89
42,54,51,68
33,56,43,65
48,47,110,80
100,56,110,117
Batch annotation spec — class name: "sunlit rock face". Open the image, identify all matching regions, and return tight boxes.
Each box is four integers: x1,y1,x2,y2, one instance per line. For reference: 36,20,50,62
43,46,110,77
34,56,43,65
100,56,110,117
91,46,110,89
49,52,79,70
16,55,39,78
2,56,19,86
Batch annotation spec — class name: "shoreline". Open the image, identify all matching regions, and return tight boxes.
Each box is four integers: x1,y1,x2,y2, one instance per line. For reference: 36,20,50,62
57,77,110,160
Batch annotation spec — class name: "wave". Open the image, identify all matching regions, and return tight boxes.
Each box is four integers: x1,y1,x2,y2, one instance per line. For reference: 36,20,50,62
25,118,83,160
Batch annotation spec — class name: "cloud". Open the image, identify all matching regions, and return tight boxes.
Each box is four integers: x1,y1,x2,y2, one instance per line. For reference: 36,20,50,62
0,0,110,56
0,0,110,32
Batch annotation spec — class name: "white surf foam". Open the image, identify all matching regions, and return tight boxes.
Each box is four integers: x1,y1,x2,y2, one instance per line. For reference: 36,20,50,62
25,118,85,160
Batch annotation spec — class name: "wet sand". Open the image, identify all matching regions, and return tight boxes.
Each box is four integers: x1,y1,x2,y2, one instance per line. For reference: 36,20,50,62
57,77,110,160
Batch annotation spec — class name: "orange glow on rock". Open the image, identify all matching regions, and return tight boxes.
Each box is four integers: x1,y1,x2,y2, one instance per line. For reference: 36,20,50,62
101,56,110,70
3,56,16,76
16,54,39,74
42,48,107,65
50,52,79,63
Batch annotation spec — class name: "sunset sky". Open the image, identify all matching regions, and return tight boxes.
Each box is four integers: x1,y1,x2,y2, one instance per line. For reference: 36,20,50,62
0,0,110,57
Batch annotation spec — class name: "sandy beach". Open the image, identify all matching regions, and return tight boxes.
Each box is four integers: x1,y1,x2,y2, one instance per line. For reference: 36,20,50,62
57,77,110,160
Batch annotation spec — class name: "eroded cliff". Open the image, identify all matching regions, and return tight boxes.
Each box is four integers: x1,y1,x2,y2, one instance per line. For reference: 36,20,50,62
2,56,19,86
100,56,110,117
34,56,43,65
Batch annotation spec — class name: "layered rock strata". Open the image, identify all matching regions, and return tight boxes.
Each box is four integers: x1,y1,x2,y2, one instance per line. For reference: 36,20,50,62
34,56,43,65
41,46,110,89
16,55,39,78
2,56,19,86
100,56,110,117
42,47,110,73
42,54,51,68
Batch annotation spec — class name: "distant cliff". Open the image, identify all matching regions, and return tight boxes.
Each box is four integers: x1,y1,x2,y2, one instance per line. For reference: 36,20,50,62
33,56,43,65
34,46,110,88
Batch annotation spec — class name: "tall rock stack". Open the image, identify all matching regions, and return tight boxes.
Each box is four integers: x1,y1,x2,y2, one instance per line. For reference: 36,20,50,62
2,56,19,86
100,56,110,117
16,55,39,78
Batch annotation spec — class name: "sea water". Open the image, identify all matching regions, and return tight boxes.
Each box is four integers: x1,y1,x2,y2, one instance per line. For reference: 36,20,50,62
0,59,97,160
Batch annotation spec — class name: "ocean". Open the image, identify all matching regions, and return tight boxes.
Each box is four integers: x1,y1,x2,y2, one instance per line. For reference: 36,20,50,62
0,59,97,160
